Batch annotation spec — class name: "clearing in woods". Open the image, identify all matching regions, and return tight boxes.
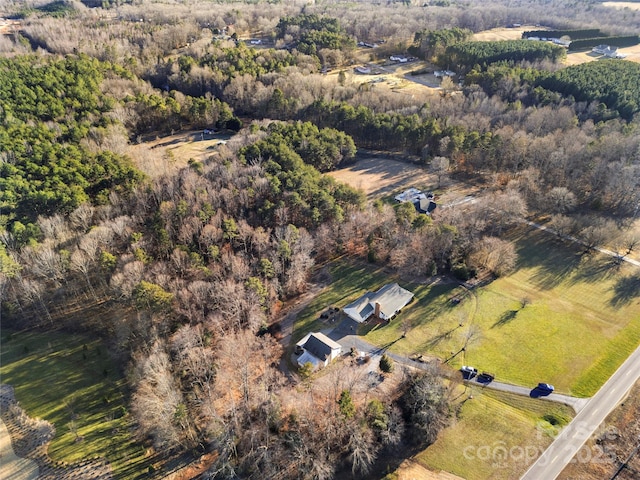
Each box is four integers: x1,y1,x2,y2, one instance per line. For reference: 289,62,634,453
326,156,435,199
473,26,640,64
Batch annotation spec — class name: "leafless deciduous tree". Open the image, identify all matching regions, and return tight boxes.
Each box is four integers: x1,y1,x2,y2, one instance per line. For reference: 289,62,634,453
469,236,517,277
401,365,452,447
545,186,577,214
131,341,195,452
22,242,67,287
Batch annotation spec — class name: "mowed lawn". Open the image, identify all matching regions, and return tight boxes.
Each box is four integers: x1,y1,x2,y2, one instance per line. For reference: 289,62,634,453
417,387,573,480
0,329,149,478
306,227,640,396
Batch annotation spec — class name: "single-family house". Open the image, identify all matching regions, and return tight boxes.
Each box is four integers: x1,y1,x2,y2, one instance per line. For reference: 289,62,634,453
395,188,426,203
603,47,622,58
415,197,437,214
592,44,610,55
295,332,342,369
343,283,414,323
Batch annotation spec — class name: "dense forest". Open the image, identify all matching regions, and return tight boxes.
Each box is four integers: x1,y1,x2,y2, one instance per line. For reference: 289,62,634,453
539,59,640,119
1,0,640,478
442,39,566,72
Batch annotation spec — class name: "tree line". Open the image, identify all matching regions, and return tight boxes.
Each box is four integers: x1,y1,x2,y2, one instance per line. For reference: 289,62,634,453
442,39,566,73
538,59,640,120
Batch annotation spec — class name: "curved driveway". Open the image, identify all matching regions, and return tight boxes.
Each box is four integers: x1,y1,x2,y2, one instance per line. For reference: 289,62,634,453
326,322,590,413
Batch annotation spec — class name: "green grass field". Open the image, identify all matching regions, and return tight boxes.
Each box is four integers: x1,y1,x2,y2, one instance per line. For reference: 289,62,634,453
0,329,149,478
417,387,573,480
299,228,640,396
292,260,406,341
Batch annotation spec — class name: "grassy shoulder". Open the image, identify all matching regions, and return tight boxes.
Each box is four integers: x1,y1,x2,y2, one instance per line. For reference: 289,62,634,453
0,329,148,478
416,386,573,480
298,227,640,397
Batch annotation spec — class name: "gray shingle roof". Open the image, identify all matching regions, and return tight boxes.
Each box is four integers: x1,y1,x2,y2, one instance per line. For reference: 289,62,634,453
343,283,414,322
302,332,341,360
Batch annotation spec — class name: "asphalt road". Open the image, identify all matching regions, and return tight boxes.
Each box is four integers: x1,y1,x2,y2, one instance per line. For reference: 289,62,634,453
521,343,640,480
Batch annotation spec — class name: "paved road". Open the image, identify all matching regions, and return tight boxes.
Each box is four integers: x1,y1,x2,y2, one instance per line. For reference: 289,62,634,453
521,343,640,480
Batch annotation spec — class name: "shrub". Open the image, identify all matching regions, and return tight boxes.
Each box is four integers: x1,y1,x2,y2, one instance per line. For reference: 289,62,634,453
380,354,394,373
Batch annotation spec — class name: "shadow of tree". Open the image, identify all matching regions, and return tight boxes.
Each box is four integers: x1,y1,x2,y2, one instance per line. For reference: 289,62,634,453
568,255,618,286
492,309,519,328
610,273,640,307
514,232,583,290
420,326,459,350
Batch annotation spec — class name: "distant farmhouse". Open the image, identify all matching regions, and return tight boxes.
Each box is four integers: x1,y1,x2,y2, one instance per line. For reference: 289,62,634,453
295,332,342,369
395,188,437,214
394,187,425,203
389,54,418,63
592,44,625,58
343,283,414,323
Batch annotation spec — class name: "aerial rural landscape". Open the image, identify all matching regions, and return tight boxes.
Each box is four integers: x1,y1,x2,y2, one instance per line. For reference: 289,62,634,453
0,0,639,479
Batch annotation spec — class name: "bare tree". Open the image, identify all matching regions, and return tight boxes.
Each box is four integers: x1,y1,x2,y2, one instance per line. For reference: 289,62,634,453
69,249,98,301
429,157,449,188
469,236,517,277
22,243,67,287
69,203,95,232
131,341,195,451
545,186,577,214
347,425,378,476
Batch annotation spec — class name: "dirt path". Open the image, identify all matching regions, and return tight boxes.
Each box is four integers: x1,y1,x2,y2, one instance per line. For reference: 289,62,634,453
0,416,39,480
0,384,113,480
277,266,331,348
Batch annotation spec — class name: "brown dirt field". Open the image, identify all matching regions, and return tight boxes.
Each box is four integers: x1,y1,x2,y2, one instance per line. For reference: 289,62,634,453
327,156,436,199
0,18,20,35
565,46,640,65
602,1,640,10
558,379,640,480
395,459,466,480
472,26,546,42
328,156,481,208
473,26,640,65
126,130,230,178
331,62,441,99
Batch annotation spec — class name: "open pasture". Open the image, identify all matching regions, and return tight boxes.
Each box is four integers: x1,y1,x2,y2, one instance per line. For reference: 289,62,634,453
0,330,148,478
417,388,572,480
362,227,640,396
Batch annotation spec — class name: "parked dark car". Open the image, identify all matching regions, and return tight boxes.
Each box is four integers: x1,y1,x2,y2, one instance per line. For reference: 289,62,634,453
460,366,478,378
477,372,495,383
537,382,554,392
